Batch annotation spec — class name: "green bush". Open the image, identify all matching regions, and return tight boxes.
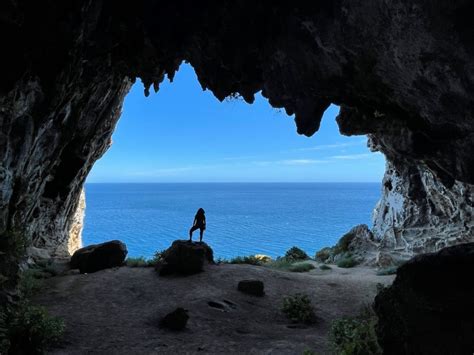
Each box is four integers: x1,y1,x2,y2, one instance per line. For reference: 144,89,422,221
282,293,315,324
288,262,315,273
334,231,356,255
149,249,166,265
265,257,293,271
337,255,358,268
227,255,264,266
7,302,65,354
330,307,381,355
126,257,149,267
19,270,44,298
284,247,309,261
376,266,398,276
319,264,332,271
315,247,332,263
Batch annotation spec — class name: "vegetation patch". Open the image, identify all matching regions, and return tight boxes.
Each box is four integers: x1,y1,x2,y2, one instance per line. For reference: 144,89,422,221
330,307,381,355
314,247,331,263
337,255,358,268
223,255,266,266
288,262,315,273
376,266,398,276
265,257,294,271
282,293,315,324
319,264,332,271
126,257,150,267
284,246,309,262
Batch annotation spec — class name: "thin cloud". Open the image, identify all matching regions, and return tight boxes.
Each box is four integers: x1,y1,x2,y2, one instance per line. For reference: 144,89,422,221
294,139,366,152
253,159,327,166
330,153,373,160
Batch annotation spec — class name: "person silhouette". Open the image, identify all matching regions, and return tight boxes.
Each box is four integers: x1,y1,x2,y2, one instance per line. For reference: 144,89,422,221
189,208,206,242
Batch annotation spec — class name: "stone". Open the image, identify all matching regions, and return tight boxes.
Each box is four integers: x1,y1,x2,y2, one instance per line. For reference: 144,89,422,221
374,243,474,354
159,308,189,331
375,252,395,268
26,246,51,261
70,240,127,274
237,280,265,297
157,240,214,276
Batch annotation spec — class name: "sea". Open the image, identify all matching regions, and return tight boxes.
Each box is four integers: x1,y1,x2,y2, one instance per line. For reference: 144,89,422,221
82,183,381,259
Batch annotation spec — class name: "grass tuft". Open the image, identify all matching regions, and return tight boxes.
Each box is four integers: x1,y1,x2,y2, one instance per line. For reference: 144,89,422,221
282,293,315,324
288,262,315,273
319,264,332,271
337,255,358,268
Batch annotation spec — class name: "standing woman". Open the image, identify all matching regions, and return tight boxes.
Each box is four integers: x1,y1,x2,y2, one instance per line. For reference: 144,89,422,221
189,208,206,242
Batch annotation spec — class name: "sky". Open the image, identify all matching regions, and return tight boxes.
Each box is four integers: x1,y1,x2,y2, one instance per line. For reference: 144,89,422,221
87,63,385,183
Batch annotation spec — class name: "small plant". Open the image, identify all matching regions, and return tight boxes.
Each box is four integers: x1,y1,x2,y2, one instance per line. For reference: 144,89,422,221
315,247,332,263
126,257,149,267
265,257,294,271
284,246,309,261
7,302,65,354
376,266,398,276
288,262,315,273
330,307,381,355
228,255,264,266
337,255,358,268
19,270,44,298
334,231,356,255
282,293,315,324
149,249,166,266
319,264,332,271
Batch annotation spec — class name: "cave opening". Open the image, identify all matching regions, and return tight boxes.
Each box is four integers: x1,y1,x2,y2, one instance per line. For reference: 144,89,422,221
82,63,386,259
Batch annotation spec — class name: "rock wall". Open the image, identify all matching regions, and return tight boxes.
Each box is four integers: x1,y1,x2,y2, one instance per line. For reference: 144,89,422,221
1,1,474,258
67,188,86,256
372,159,474,258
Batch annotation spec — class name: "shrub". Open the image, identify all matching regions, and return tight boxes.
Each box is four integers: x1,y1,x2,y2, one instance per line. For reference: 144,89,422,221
7,302,65,354
285,247,309,261
319,264,332,271
334,231,356,255
265,257,293,271
337,255,358,268
376,266,398,276
330,307,381,355
126,257,149,267
288,262,315,273
19,270,43,298
282,293,315,324
228,255,264,266
315,247,332,263
149,249,166,265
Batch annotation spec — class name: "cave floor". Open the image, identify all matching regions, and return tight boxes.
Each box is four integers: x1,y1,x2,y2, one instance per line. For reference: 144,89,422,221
34,263,394,354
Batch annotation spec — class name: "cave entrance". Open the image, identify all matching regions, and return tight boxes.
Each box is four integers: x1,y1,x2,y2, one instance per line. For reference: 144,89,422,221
83,63,385,259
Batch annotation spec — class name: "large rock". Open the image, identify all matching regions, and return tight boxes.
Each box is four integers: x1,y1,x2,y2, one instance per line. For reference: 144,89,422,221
70,240,127,274
157,240,214,276
237,280,265,297
374,243,474,354
159,308,189,331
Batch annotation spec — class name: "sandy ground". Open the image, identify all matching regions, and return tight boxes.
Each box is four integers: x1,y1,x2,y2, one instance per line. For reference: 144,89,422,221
34,262,394,354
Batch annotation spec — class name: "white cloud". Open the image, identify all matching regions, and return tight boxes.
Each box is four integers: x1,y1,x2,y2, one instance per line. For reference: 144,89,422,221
253,159,326,166
295,139,366,152
330,153,373,160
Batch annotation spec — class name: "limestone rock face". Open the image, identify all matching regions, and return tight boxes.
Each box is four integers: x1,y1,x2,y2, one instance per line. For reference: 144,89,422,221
157,240,214,276
374,243,474,354
372,158,474,258
70,240,128,274
67,188,86,255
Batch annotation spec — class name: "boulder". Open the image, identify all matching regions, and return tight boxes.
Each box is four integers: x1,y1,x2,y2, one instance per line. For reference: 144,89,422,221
237,280,265,297
374,243,474,355
159,308,189,331
156,240,214,276
70,240,127,273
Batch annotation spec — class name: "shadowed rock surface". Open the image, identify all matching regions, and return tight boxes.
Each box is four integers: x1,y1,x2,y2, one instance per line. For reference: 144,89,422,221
70,240,127,274
237,280,265,297
0,1,473,260
159,307,189,331
157,240,214,276
374,243,474,354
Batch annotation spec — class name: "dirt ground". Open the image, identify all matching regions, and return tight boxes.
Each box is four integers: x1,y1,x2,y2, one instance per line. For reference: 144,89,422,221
34,262,394,354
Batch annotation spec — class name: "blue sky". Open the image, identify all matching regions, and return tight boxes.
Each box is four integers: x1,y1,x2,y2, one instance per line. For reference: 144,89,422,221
87,63,385,183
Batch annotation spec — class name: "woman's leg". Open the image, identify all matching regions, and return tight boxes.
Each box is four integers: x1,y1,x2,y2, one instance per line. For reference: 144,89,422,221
189,225,199,240
199,228,204,242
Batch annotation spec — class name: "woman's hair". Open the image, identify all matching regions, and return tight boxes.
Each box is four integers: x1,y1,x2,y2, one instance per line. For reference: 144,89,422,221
196,208,205,215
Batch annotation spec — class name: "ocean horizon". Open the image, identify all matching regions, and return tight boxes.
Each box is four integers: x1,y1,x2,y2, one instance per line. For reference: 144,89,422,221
82,182,381,259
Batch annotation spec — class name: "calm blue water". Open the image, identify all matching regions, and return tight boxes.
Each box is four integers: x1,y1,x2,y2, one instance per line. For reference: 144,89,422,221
82,183,381,259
